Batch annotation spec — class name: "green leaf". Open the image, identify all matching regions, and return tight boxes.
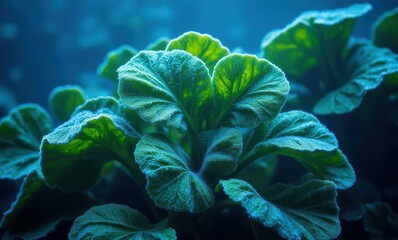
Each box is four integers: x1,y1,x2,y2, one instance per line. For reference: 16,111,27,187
134,133,214,212
373,7,398,53
1,171,97,240
118,50,213,132
220,179,340,240
69,203,176,240
166,31,230,73
199,127,243,179
97,45,137,82
363,202,398,240
49,85,86,122
248,110,355,189
146,37,170,51
0,104,53,179
72,96,121,116
314,40,398,114
40,105,140,191
211,54,289,128
261,3,371,77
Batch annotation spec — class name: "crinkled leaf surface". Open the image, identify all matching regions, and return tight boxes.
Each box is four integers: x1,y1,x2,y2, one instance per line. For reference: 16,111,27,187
373,7,398,54
250,110,355,189
0,104,52,179
40,101,140,191
146,37,170,51
69,203,176,240
199,127,242,180
261,3,371,77
1,171,97,240
363,202,398,240
314,40,398,114
97,45,137,82
211,54,289,128
72,96,122,116
134,133,214,212
166,31,229,73
220,179,340,240
49,85,85,122
118,50,213,132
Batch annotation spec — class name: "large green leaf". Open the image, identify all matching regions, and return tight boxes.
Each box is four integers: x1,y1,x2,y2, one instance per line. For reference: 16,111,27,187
69,203,176,240
134,133,214,212
262,3,371,77
373,7,398,54
314,40,398,114
199,127,242,180
247,110,355,189
211,54,289,128
97,45,137,82
1,171,97,240
49,85,85,122
40,102,140,191
0,104,53,179
220,179,340,240
166,31,230,73
118,50,213,133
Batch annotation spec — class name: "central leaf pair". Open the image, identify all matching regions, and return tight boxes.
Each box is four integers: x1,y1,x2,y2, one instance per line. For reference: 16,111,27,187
118,50,289,133
134,127,242,212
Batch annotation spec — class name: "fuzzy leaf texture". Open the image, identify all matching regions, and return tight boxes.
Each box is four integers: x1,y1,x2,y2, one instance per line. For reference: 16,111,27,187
1,171,97,240
221,179,340,240
118,50,213,132
166,31,230,73
314,40,398,114
373,7,398,54
97,45,137,82
211,53,289,128
134,133,214,212
40,97,140,191
250,110,355,189
49,85,85,122
69,204,176,240
0,104,52,179
261,3,371,77
199,127,242,179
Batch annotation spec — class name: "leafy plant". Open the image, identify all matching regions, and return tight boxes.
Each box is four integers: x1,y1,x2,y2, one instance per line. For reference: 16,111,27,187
261,4,398,115
0,3,397,239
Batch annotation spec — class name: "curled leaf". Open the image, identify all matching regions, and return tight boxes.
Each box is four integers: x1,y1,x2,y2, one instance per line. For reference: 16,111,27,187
211,53,289,128
0,104,53,179
118,50,213,132
135,133,214,212
166,31,229,73
221,179,341,240
69,203,176,240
